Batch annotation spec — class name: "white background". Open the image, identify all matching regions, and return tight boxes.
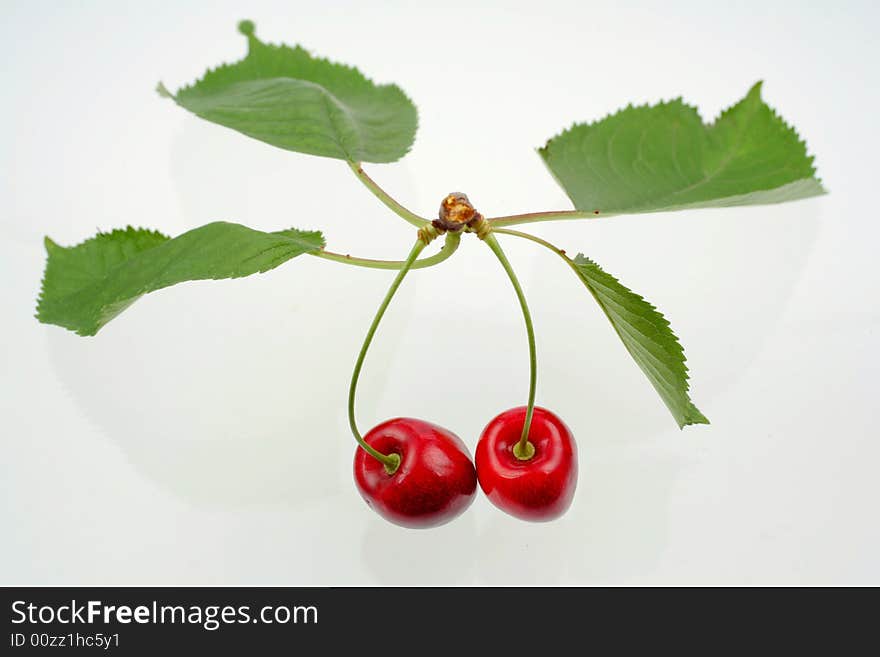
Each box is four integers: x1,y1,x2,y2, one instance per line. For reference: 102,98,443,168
2,0,878,585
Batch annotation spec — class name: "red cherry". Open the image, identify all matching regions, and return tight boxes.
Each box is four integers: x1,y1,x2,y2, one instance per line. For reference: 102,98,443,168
475,406,577,522
354,418,477,528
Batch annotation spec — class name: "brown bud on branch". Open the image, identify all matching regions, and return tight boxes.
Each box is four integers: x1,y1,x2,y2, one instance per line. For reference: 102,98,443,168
434,192,483,233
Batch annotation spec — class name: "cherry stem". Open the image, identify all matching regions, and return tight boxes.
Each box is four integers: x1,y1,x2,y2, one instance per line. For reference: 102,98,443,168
312,232,460,270
347,161,429,228
488,209,602,228
347,159,599,230
348,237,428,473
492,227,576,265
483,232,537,458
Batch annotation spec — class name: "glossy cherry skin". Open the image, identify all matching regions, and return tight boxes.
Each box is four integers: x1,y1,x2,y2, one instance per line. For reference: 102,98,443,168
475,406,577,522
354,418,477,529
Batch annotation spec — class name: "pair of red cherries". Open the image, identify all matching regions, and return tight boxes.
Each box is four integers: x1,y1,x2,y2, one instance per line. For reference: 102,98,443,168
353,406,578,527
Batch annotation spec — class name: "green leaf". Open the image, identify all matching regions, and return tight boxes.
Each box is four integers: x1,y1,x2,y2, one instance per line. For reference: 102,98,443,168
571,254,708,428
160,21,418,163
540,82,825,215
37,222,325,336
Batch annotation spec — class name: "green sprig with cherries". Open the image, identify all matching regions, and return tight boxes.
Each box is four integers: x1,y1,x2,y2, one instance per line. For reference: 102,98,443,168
36,21,825,528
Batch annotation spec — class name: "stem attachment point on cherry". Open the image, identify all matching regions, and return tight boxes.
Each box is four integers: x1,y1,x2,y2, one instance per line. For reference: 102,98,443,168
512,440,535,461
383,452,402,475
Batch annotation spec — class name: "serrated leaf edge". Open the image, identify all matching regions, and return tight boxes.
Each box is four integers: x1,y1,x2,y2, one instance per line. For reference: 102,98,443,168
539,81,825,194
161,21,419,162
35,226,171,327
572,253,709,428
36,223,325,336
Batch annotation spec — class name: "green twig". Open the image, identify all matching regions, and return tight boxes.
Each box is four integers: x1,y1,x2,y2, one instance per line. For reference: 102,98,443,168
347,161,429,228
488,210,602,228
492,228,571,260
312,232,460,270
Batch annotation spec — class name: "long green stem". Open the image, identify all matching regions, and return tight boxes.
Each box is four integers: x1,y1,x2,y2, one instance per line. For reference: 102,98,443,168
349,238,427,473
347,161,429,228
312,232,460,270
493,228,579,274
493,228,570,258
483,233,537,459
488,209,603,228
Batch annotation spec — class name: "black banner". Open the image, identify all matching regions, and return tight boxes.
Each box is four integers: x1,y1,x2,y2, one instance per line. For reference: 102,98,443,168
0,586,858,653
